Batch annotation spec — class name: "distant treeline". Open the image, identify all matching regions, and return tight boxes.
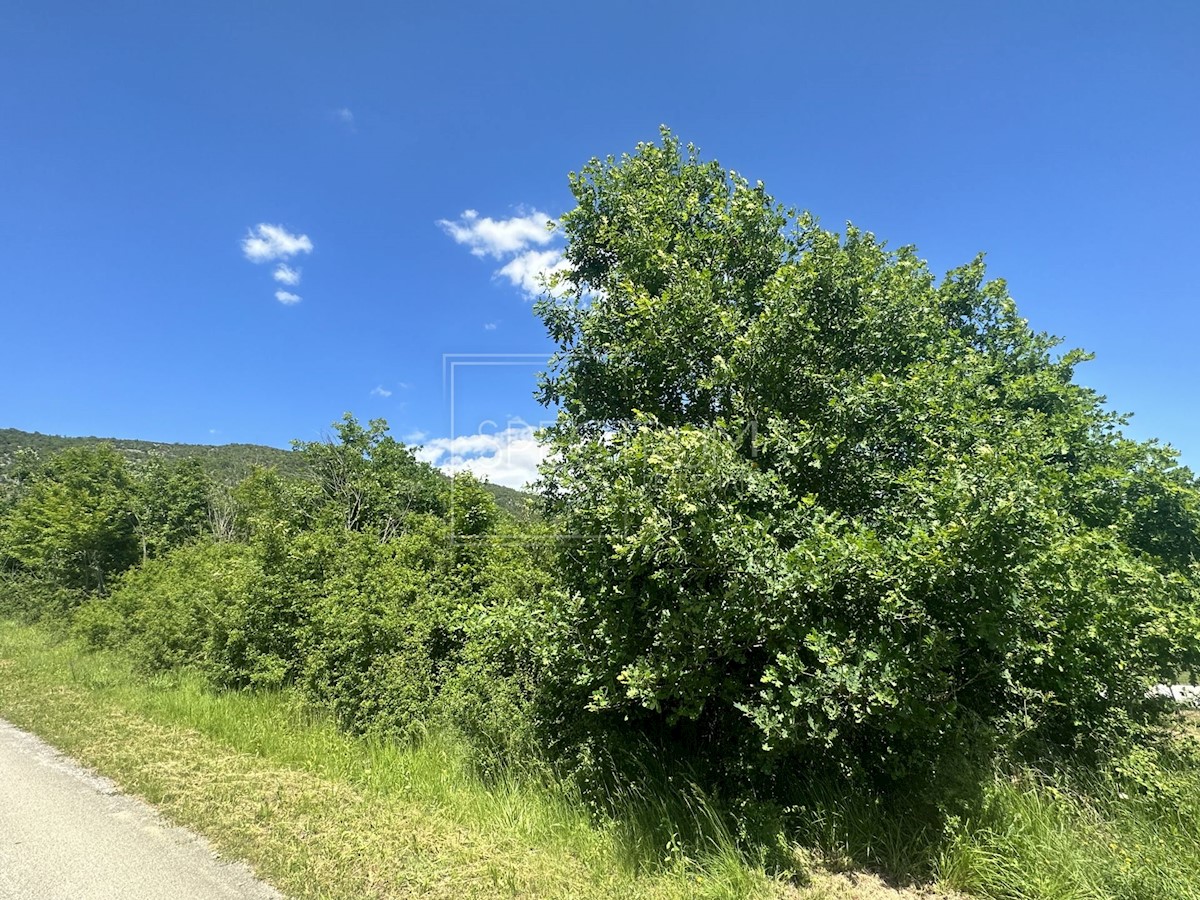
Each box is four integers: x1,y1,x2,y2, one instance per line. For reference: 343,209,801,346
0,427,531,518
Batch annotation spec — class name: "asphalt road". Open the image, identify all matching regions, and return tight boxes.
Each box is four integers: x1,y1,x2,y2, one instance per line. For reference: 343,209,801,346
0,719,282,900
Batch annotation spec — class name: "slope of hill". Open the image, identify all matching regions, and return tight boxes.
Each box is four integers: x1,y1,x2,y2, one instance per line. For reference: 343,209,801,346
0,428,533,518
0,428,304,484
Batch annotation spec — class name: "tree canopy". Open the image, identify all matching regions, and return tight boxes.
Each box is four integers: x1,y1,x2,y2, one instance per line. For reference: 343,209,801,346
535,129,1200,783
0,445,139,590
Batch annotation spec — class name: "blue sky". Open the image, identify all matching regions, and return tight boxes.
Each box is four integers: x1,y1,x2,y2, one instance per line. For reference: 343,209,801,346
2,1,1197,486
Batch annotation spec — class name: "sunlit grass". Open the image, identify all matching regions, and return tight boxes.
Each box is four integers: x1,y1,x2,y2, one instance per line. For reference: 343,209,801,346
12,617,1198,899
938,716,1200,900
0,619,786,899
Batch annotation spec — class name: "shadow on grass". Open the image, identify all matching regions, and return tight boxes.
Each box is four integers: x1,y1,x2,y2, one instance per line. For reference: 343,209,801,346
525,724,995,891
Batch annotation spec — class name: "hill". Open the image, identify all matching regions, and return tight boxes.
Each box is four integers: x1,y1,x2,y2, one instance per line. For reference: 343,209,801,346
0,428,533,518
0,428,304,484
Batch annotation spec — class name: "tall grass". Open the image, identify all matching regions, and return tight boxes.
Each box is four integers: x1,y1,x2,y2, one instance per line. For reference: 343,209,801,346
0,621,778,899
125,671,765,889
939,720,1200,900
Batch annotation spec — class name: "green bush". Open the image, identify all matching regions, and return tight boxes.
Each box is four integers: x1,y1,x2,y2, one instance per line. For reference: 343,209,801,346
534,130,1200,790
0,445,138,591
0,571,88,626
84,541,278,682
297,523,446,733
433,519,562,770
298,512,553,761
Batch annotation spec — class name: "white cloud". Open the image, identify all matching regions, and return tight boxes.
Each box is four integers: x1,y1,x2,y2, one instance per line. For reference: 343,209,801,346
242,224,314,263
415,425,546,490
273,264,301,286
497,249,574,298
370,385,392,397
336,107,354,125
438,206,578,300
437,209,555,259
275,290,302,305
483,322,498,330
403,430,428,444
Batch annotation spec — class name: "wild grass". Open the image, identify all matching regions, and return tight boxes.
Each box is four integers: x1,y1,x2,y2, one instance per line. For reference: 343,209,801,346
0,619,790,899
7,616,1200,899
938,715,1200,900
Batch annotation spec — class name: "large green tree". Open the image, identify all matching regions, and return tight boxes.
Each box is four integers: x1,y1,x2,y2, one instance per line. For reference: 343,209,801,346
130,456,212,561
535,130,1200,784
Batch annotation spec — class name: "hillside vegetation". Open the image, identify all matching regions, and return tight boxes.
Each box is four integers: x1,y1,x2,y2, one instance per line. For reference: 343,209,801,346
0,426,532,517
0,427,303,484
4,131,1200,899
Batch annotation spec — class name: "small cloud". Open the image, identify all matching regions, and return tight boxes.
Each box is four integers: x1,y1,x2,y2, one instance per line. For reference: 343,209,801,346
336,107,354,125
370,385,392,398
404,430,428,444
273,264,301,286
275,290,302,305
483,322,498,330
242,224,314,263
439,206,576,299
208,428,220,436
396,381,411,391
437,209,555,259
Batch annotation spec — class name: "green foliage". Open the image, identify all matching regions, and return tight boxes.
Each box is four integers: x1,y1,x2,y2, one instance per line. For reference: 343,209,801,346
228,465,315,549
130,456,212,561
0,426,307,484
534,129,1200,787
80,540,274,682
0,444,139,590
0,425,534,523
52,415,552,764
450,472,501,539
297,522,448,733
299,509,556,762
293,413,448,537
0,571,88,625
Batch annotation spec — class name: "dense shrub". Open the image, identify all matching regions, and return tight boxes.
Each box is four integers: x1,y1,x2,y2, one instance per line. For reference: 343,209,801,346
299,508,555,757
0,571,88,626
60,437,553,759
534,130,1200,789
79,540,281,684
297,522,447,732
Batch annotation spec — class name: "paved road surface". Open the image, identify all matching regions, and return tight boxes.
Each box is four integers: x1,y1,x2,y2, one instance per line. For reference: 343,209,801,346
0,719,282,900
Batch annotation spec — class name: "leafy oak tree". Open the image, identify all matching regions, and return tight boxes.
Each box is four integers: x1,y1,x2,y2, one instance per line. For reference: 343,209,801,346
534,129,1200,788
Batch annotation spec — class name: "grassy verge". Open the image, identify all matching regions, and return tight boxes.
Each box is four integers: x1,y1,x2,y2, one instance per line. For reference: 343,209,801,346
17,614,1194,900
938,715,1200,900
0,619,948,900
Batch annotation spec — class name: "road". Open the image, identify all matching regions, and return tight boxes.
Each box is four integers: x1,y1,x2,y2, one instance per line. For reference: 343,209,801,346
0,719,282,900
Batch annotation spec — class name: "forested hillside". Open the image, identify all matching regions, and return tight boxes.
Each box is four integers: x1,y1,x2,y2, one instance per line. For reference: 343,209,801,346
0,427,531,517
0,427,304,484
